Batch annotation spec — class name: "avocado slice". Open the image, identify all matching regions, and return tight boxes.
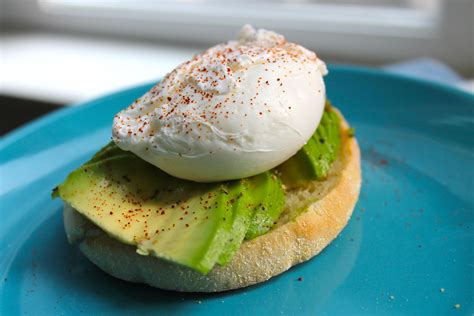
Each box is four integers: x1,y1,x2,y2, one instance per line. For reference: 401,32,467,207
277,104,341,188
56,144,285,274
58,155,232,273
216,171,285,265
86,141,134,165
244,172,285,240
215,179,253,265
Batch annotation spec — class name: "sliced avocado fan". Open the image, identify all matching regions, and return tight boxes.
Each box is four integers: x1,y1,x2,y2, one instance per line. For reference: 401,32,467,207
55,143,285,274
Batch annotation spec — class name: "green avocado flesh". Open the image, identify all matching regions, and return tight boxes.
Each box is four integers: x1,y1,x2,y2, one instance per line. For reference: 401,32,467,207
277,104,342,188
56,145,285,274
55,105,342,274
244,172,285,240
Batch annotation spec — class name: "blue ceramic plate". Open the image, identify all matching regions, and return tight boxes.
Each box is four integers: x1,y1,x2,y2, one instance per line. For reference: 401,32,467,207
1,66,473,315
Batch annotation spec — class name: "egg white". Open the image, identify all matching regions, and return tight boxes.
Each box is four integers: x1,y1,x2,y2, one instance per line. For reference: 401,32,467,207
113,25,327,182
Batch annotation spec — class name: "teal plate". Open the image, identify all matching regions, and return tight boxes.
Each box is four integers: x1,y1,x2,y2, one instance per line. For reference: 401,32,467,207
1,66,473,315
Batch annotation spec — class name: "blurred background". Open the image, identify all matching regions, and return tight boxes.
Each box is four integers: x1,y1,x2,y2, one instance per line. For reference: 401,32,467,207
1,0,473,134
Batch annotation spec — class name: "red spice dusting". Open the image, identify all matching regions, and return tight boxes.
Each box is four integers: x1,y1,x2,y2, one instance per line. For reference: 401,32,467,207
114,31,318,150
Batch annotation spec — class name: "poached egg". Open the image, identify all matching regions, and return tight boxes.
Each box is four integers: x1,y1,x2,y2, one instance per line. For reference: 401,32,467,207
113,25,328,182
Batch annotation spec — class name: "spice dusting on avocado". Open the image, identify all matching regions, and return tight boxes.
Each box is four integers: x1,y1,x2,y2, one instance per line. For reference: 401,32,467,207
53,104,342,274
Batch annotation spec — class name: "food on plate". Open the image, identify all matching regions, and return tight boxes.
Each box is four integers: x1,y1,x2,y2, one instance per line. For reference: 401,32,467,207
53,25,361,292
